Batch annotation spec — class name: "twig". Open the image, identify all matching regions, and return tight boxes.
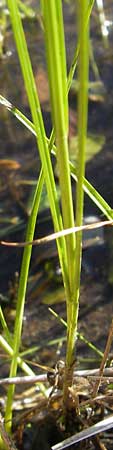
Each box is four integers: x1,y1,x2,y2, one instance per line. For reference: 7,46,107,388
0,373,47,386
0,219,113,247
0,367,113,386
92,319,113,397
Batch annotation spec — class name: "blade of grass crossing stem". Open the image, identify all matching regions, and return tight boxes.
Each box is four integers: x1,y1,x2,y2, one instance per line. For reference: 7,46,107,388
67,0,95,92
41,0,76,299
0,335,37,377
1,95,112,221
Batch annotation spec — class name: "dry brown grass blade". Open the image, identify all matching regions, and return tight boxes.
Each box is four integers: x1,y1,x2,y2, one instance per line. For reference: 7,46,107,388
92,318,113,398
0,219,113,248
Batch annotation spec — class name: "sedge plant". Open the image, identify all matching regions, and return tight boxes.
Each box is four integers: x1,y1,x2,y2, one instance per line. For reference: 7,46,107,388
39,0,89,403
1,0,113,444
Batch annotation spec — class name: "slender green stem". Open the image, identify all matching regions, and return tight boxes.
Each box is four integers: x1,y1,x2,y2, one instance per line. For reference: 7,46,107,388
72,0,89,353
4,171,44,429
64,0,90,385
41,0,76,293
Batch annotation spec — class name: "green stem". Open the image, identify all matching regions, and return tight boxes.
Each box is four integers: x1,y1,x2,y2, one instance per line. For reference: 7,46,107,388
75,0,89,268
4,171,44,429
64,0,89,397
73,0,89,358
41,0,76,293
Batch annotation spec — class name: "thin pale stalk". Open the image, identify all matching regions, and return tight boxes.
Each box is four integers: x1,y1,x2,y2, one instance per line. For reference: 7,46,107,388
71,0,89,357
63,0,89,401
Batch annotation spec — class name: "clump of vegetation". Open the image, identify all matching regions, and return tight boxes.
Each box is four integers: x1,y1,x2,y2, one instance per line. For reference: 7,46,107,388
0,1,113,449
